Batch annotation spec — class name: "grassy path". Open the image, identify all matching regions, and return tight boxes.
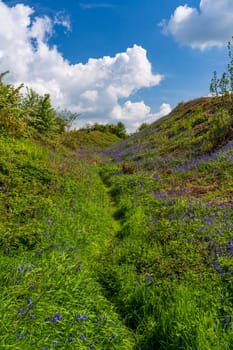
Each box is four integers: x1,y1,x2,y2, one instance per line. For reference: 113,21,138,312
0,138,135,349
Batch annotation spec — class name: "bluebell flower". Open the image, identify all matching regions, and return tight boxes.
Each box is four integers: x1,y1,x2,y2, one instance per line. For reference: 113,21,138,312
5,247,10,254
68,337,76,342
27,299,33,307
110,334,117,340
89,342,95,349
75,313,81,319
52,340,59,345
212,260,223,275
76,262,83,272
219,295,224,301
18,309,24,315
45,317,52,322
146,276,153,283
36,251,42,257
53,313,64,321
29,315,36,319
82,315,88,321
18,265,24,274
223,315,231,326
16,332,24,340
29,284,35,289
80,334,86,341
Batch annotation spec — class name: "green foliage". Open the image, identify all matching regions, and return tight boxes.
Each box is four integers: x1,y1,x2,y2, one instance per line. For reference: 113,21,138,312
60,129,121,151
85,121,127,139
0,73,75,136
0,134,135,349
137,122,148,131
98,165,233,349
21,88,67,134
210,37,233,99
57,109,80,130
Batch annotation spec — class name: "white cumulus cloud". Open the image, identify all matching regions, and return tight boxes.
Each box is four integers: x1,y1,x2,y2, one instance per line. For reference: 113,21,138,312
160,0,233,49
0,0,166,131
110,101,171,132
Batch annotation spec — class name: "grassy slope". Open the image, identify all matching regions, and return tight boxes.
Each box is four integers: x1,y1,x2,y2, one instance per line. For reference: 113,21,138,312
1,96,233,349
0,134,134,349
105,96,233,201
60,129,121,151
97,96,233,349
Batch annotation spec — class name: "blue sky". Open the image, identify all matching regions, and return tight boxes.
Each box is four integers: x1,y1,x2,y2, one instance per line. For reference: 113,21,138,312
1,0,232,131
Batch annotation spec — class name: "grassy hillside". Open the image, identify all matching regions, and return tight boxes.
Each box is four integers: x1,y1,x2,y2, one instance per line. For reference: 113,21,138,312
98,96,233,349
1,93,233,349
0,133,135,349
104,96,233,201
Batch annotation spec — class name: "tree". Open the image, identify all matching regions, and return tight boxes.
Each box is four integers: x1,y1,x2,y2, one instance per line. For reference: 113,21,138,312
57,109,80,131
115,122,127,138
210,71,219,96
138,122,148,131
210,36,233,98
227,38,233,99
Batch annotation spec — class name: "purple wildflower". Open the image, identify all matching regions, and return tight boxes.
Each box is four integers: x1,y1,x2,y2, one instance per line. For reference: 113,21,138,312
146,275,153,283
17,265,24,274
223,315,231,326
53,313,64,323
29,315,36,319
68,337,76,342
110,334,117,340
16,332,24,340
27,299,33,307
45,317,52,322
80,334,86,341
52,340,59,345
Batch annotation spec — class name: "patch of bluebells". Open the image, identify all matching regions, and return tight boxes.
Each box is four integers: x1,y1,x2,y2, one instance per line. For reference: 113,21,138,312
45,313,64,323
212,260,224,276
174,140,233,173
75,313,88,321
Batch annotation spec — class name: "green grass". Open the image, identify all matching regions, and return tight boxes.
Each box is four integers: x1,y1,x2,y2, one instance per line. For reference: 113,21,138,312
0,135,134,349
97,166,233,349
1,95,233,349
